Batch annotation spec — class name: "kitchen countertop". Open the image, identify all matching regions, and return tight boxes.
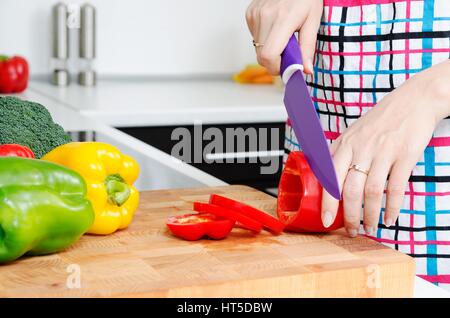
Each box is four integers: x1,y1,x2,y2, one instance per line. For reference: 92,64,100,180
415,277,450,298
0,186,418,297
20,81,450,298
29,79,287,127
15,89,226,191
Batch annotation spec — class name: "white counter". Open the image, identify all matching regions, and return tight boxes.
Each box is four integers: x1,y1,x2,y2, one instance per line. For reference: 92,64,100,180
414,277,450,298
16,89,226,191
29,79,287,127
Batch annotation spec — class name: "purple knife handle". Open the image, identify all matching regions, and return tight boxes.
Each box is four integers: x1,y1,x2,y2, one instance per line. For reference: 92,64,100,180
280,35,303,79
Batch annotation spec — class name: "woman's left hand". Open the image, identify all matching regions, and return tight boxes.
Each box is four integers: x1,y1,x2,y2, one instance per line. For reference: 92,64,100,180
321,61,450,237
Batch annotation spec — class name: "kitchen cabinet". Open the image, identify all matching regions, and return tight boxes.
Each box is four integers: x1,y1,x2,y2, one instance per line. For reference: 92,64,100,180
19,89,226,191
29,80,288,193
119,122,285,193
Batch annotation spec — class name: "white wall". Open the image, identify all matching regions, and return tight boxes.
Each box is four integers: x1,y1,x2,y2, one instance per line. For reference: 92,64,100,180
0,0,255,77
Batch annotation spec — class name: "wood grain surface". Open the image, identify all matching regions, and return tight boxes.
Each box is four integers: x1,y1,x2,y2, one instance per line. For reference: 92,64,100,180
0,185,415,298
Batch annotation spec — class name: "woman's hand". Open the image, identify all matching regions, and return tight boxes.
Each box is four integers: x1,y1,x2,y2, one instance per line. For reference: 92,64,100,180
321,61,450,237
245,0,323,75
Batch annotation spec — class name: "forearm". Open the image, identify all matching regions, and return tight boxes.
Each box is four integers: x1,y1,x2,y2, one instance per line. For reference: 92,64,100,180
415,59,450,122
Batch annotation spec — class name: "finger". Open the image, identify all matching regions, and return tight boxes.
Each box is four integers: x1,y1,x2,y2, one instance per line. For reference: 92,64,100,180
245,2,256,37
250,1,263,42
259,14,308,75
255,5,277,72
384,160,413,227
363,158,390,236
342,159,370,237
329,138,340,155
298,13,320,74
321,142,352,229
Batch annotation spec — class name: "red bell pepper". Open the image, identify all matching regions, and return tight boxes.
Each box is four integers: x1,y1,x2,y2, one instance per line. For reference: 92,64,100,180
193,202,262,233
166,213,235,241
0,144,35,158
0,55,29,94
277,151,344,232
209,194,285,234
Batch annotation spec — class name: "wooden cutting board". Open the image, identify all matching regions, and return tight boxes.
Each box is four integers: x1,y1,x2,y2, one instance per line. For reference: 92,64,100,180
0,185,415,298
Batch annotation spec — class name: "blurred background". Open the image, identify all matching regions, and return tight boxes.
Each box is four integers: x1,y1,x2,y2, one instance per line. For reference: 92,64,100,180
0,0,254,78
0,0,286,194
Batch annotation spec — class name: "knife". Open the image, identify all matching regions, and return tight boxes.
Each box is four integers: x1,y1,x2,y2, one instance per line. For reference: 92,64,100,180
281,34,341,200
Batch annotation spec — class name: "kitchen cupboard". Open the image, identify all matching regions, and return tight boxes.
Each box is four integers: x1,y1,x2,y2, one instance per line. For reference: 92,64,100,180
119,122,285,193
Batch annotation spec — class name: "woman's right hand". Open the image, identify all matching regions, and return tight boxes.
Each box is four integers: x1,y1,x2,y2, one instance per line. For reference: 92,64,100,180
246,0,323,75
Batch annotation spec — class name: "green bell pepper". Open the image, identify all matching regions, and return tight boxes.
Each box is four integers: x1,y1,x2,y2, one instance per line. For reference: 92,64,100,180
0,157,95,263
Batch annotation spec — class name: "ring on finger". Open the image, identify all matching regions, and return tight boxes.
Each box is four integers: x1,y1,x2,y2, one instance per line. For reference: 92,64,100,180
252,40,264,48
348,164,370,176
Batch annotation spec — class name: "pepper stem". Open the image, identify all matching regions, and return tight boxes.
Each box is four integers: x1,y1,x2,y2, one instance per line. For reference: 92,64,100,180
0,55,9,62
105,174,131,207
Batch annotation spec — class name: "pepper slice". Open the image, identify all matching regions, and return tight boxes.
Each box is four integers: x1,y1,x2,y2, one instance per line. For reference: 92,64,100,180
193,202,262,233
166,213,235,241
209,194,285,234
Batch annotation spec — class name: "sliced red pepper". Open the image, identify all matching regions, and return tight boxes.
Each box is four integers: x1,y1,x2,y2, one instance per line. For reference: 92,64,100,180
277,151,344,232
193,202,262,233
209,194,285,234
0,144,35,158
166,213,235,241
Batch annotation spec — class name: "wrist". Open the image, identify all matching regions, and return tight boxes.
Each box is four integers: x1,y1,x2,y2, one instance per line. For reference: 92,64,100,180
426,60,450,122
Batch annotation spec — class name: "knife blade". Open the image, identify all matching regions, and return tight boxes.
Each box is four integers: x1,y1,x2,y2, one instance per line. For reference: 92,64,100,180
281,35,341,200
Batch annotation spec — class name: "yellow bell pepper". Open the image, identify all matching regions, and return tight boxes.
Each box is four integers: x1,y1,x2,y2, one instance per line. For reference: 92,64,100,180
42,142,140,235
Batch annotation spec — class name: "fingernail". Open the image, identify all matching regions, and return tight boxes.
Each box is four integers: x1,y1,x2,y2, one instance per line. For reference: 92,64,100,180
364,226,375,236
385,219,394,228
348,229,358,238
305,59,314,74
322,211,334,228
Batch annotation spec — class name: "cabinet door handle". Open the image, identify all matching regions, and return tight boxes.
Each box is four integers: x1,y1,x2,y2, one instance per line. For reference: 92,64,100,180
205,150,284,161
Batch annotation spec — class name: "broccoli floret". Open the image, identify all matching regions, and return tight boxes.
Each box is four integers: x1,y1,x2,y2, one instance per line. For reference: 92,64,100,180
0,96,71,158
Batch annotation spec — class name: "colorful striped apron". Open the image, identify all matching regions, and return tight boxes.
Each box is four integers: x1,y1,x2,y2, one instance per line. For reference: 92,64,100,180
284,0,450,289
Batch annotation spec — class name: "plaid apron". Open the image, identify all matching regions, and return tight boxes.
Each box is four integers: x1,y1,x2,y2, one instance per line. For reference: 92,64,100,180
284,0,450,289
